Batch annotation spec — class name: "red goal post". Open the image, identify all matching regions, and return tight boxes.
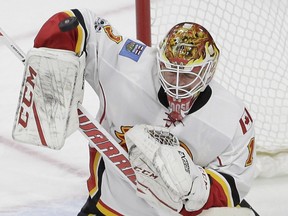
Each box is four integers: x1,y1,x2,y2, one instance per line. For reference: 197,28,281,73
135,0,288,178
135,0,151,46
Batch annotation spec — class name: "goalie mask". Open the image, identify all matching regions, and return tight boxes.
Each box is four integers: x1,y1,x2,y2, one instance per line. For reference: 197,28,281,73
157,22,220,124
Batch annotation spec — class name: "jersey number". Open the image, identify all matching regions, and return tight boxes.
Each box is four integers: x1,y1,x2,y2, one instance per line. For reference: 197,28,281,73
104,26,123,44
245,138,255,167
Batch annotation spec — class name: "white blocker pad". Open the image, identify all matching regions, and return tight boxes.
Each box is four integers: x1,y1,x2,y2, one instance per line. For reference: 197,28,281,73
12,48,85,149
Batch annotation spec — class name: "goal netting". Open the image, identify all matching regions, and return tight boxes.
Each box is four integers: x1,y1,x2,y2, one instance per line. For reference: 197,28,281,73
137,0,288,177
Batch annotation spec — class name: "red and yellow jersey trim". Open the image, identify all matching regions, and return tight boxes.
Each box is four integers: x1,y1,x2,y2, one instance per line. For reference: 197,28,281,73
87,148,103,197
206,169,234,207
34,9,87,56
96,199,123,216
63,10,86,55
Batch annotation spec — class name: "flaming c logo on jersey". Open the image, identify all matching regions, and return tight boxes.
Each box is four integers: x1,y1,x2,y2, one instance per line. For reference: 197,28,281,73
115,126,132,152
115,125,193,160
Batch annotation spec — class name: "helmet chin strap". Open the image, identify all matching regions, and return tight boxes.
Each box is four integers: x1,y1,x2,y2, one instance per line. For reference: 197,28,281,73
164,94,198,127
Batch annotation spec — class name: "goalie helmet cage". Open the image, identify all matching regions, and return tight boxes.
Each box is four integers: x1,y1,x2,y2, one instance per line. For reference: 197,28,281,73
135,0,288,177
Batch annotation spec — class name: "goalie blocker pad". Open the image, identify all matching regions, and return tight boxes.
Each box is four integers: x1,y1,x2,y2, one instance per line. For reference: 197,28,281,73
12,48,85,149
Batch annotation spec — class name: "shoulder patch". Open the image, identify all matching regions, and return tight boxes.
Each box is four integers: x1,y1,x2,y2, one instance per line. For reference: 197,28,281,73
119,39,146,62
239,108,253,134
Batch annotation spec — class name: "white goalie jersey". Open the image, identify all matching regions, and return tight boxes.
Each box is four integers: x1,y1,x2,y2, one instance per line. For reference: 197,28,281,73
31,9,256,216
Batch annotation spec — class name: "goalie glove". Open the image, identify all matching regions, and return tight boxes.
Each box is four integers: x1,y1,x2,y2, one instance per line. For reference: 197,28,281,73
154,144,211,212
129,145,184,214
125,124,210,212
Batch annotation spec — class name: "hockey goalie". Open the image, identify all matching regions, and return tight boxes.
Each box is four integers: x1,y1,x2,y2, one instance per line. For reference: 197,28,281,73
10,8,257,216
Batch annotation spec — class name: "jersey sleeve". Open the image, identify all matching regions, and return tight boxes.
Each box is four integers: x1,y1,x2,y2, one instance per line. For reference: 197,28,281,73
34,9,88,56
181,107,256,215
207,107,256,205
33,8,133,120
